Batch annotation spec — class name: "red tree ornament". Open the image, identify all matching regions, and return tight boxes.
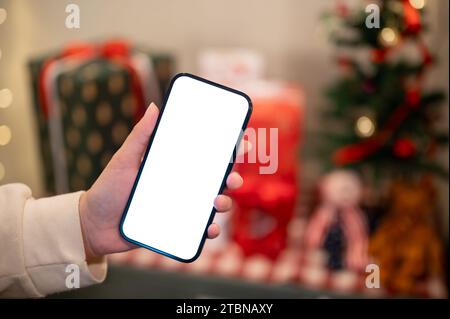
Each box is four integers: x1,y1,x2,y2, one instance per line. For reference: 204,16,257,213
406,88,421,109
393,138,417,158
371,49,388,63
402,0,422,34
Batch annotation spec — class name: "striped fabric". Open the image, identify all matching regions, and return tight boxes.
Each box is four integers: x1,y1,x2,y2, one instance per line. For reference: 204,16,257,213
107,222,441,298
303,205,368,271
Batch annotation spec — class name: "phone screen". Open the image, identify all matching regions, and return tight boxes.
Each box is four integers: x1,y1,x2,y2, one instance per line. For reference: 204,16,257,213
120,73,252,262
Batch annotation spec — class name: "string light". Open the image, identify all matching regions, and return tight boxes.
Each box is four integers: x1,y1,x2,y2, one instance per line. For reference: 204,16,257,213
0,88,13,108
355,116,375,138
409,0,426,10
379,27,399,47
0,162,5,181
0,8,7,25
0,125,12,146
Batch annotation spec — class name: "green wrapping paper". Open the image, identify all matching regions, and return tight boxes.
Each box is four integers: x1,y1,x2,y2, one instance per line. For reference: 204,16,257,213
29,45,174,194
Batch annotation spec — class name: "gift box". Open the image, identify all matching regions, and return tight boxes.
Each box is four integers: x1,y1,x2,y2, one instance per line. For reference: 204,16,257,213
231,178,297,259
198,48,265,85
29,40,174,194
228,81,304,259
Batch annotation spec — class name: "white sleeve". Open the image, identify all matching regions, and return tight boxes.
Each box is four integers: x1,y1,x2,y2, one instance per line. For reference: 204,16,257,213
0,183,107,298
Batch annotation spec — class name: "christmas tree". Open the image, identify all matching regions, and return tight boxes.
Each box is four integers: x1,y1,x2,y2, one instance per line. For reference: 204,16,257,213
319,0,448,184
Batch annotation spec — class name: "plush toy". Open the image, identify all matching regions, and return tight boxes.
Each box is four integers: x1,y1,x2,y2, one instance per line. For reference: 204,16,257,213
369,179,445,296
304,170,369,271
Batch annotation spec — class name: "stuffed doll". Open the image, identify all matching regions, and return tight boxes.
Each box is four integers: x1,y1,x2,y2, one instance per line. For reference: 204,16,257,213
304,170,369,271
228,82,302,260
369,179,445,296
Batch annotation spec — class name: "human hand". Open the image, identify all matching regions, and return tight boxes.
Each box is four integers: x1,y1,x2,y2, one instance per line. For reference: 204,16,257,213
79,103,248,260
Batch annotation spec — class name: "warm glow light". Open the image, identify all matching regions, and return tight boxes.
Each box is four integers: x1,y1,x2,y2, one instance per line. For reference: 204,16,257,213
0,8,7,25
380,27,399,46
409,0,426,10
0,125,12,146
355,116,375,138
0,162,5,181
0,88,13,108
0,89,13,109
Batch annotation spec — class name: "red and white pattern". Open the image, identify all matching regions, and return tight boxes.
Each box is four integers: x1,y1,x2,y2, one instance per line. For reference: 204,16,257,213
109,243,370,295
108,217,445,298
109,244,402,296
303,205,369,271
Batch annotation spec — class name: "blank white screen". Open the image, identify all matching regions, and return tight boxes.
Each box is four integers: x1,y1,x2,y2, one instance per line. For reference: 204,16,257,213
122,74,250,261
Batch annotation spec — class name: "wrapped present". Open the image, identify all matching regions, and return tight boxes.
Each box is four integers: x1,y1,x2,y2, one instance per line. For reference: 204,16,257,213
233,81,303,179
29,40,174,193
231,179,297,259
228,81,304,259
198,48,265,86
197,50,303,258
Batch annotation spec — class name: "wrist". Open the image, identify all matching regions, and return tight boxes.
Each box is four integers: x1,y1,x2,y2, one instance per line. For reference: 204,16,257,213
79,191,99,261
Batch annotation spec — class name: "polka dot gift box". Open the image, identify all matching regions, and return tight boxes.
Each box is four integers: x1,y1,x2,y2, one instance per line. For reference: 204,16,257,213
29,40,174,194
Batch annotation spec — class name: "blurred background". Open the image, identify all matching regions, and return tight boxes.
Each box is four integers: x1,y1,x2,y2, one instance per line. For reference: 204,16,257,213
0,0,448,298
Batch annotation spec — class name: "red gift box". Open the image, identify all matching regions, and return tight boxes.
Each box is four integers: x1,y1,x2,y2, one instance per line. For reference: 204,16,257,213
228,81,304,259
233,81,303,179
231,178,297,259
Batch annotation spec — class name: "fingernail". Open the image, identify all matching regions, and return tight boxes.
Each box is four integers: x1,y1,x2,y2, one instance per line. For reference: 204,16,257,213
143,103,158,119
148,102,158,113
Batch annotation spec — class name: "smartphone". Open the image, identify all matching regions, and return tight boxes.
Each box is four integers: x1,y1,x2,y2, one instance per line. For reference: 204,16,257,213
120,73,252,262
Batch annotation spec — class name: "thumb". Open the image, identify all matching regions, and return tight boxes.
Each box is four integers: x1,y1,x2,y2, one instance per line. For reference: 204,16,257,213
114,103,159,166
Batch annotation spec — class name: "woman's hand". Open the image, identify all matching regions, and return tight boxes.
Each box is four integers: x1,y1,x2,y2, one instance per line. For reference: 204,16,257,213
78,103,246,260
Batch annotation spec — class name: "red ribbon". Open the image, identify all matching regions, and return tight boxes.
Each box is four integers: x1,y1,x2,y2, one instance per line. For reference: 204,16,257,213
38,39,146,123
402,0,422,34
